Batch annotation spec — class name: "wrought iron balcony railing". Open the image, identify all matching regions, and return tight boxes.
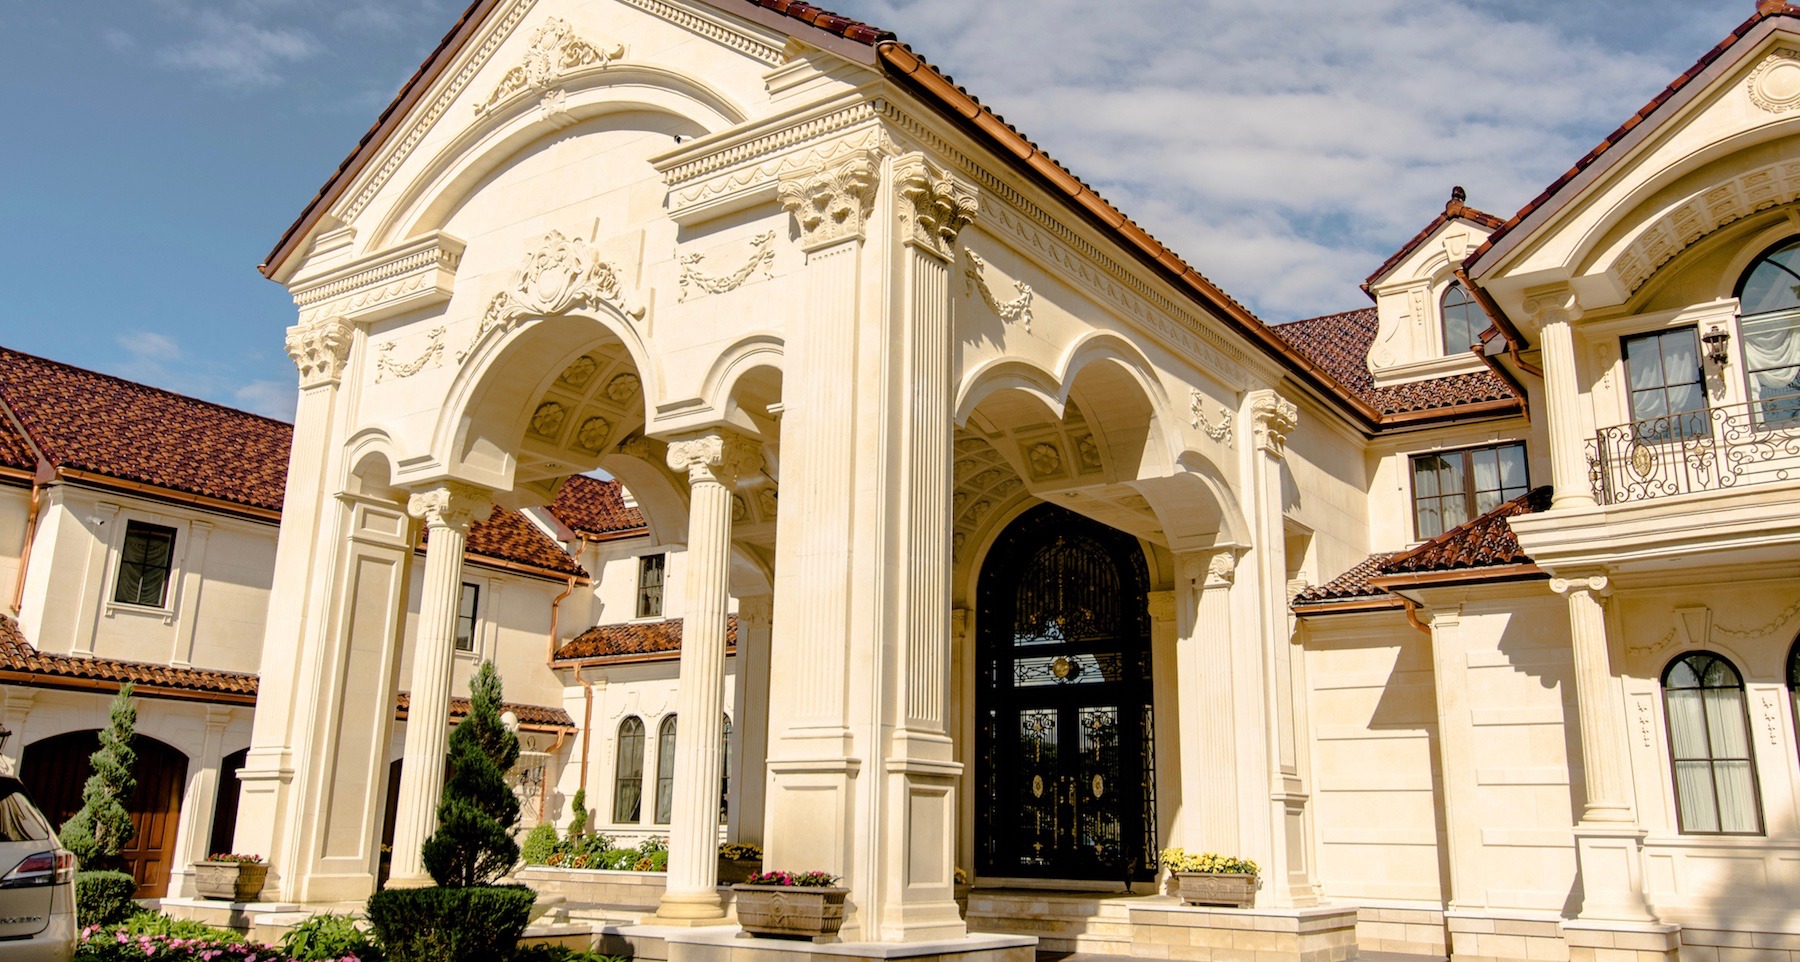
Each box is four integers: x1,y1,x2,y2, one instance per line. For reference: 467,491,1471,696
1587,398,1800,505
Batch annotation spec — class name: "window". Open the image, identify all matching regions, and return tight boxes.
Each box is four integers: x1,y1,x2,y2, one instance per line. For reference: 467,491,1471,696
1788,641,1800,768
636,554,666,619
720,714,732,826
1623,328,1707,440
1409,443,1528,539
1736,237,1800,425
1663,652,1761,835
613,717,644,823
113,521,177,607
655,715,677,825
1441,282,1484,356
454,582,480,652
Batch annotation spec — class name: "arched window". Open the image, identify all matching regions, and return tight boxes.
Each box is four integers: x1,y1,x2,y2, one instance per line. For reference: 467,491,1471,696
720,714,733,826
1788,640,1800,766
1735,237,1800,424
1663,652,1761,834
1441,282,1484,356
655,716,678,825
613,717,645,823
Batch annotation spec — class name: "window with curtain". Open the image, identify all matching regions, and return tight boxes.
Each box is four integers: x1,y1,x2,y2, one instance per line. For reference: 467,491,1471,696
1736,237,1800,425
1441,282,1485,356
454,582,480,652
114,521,178,607
613,717,645,823
1409,442,1529,539
720,714,732,826
655,715,678,825
1663,652,1762,835
1624,327,1708,441
637,554,666,618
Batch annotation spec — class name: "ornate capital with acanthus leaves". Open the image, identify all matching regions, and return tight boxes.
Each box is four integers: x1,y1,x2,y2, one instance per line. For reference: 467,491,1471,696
665,431,762,487
893,153,978,260
407,481,495,534
1522,285,1582,331
777,151,880,252
1247,391,1299,459
285,319,355,388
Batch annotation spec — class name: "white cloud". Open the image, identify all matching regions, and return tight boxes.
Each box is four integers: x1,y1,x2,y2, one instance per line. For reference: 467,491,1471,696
155,10,319,86
116,330,181,364
233,380,297,421
101,28,135,51
837,0,1699,319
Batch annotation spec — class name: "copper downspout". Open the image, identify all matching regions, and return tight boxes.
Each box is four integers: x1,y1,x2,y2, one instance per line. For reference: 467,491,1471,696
9,479,43,615
1399,598,1432,636
546,535,589,663
1455,267,1542,378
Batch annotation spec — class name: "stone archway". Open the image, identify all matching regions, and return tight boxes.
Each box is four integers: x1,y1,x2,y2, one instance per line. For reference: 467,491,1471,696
23,730,190,897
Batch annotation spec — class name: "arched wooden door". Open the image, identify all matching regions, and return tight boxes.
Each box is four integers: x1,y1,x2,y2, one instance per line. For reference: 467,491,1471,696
21,731,190,898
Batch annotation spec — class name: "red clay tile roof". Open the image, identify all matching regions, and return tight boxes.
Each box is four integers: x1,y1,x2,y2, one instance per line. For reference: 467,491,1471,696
1292,553,1397,606
1381,485,1551,577
554,616,739,662
464,508,584,577
1467,6,1800,274
0,615,258,699
0,413,34,475
0,347,292,512
744,0,892,44
396,690,575,729
548,475,646,538
1271,308,1521,416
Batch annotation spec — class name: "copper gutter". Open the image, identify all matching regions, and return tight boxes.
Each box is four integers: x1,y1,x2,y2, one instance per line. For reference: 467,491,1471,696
1290,597,1405,617
1455,268,1540,378
548,574,579,664
9,477,43,615
1367,563,1547,591
0,669,258,706
55,469,282,523
1399,598,1431,636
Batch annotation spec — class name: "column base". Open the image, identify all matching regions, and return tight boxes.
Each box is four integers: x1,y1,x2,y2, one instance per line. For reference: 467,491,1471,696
1572,822,1655,923
662,929,1034,962
1562,919,1681,962
649,890,729,925
383,874,434,890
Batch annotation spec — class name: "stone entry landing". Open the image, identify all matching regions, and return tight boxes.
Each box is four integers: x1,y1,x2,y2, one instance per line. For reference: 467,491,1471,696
967,890,1358,962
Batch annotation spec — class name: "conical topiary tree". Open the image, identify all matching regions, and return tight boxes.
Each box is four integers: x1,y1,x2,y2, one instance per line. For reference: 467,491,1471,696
420,661,521,888
60,683,138,868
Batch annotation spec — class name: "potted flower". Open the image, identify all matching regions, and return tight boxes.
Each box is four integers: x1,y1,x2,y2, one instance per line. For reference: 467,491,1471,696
1161,848,1257,908
718,842,763,885
732,870,847,941
194,853,268,902
953,867,971,918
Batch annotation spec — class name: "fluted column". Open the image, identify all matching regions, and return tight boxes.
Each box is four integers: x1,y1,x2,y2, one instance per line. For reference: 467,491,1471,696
388,482,493,887
656,431,760,923
1525,288,1598,510
1552,571,1655,923
1174,550,1241,854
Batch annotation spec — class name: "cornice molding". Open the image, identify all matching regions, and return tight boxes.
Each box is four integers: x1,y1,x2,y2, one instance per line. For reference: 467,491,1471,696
290,232,466,327
617,0,784,66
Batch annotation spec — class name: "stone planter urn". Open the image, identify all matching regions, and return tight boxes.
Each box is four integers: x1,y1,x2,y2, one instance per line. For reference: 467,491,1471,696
1172,871,1256,909
732,885,850,941
194,861,269,902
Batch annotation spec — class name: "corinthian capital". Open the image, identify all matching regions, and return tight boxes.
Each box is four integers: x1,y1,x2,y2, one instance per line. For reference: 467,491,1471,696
285,318,355,388
893,153,978,260
1247,390,1298,459
777,151,880,252
665,431,762,487
1522,285,1582,330
407,481,495,534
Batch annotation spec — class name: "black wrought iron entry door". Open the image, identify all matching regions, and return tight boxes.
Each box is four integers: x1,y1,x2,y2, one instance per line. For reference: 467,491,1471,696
976,502,1157,882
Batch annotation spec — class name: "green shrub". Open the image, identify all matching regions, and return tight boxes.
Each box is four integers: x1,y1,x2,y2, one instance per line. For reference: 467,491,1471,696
634,836,666,856
114,910,246,942
520,824,559,866
420,661,520,888
74,870,138,927
62,685,138,869
631,850,667,873
598,848,637,871
566,788,588,837
279,913,381,962
510,946,626,962
365,885,535,962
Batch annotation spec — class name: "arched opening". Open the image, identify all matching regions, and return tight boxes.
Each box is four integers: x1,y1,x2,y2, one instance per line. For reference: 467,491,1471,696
21,730,189,897
208,748,249,858
1734,235,1800,425
974,502,1156,883
1662,651,1761,835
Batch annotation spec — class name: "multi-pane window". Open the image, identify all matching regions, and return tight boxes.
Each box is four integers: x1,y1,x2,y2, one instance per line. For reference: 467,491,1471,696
720,714,732,826
1623,328,1707,440
613,717,645,823
454,582,480,652
1409,443,1529,539
1441,282,1485,356
654,716,678,825
1663,652,1761,835
636,554,666,619
1736,237,1800,425
114,521,178,607
1790,641,1800,769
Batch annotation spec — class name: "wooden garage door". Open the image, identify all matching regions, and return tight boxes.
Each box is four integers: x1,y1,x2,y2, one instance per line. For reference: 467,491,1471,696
22,731,189,898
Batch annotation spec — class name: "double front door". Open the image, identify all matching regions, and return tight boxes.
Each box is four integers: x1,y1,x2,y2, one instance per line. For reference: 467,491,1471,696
975,503,1157,883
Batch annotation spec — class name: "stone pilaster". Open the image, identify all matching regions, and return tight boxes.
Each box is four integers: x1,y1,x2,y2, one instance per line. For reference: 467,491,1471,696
654,432,760,923
388,482,493,887
169,707,233,898
1174,550,1242,855
1525,288,1599,511
732,595,773,846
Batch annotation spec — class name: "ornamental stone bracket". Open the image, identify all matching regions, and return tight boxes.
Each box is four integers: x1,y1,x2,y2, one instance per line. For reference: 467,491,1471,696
406,481,496,534
1247,391,1298,459
289,231,466,328
665,432,763,487
472,17,625,121
893,152,978,260
457,229,645,365
285,318,355,389
777,149,882,252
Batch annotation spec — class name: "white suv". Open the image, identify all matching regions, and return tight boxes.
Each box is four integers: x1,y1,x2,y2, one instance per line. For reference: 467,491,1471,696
0,778,76,962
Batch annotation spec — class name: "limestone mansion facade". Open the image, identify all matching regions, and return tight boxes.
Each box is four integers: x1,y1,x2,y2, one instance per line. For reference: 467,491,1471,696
4,1,1800,960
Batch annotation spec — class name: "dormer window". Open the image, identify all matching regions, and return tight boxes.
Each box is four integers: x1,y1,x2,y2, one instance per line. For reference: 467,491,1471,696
1440,282,1483,356
1735,236,1800,425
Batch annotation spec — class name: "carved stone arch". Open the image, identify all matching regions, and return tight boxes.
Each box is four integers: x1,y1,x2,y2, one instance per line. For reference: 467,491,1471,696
1056,331,1179,481
1130,451,1250,551
597,450,689,545
954,356,1065,426
696,333,785,426
374,68,748,248
341,428,406,500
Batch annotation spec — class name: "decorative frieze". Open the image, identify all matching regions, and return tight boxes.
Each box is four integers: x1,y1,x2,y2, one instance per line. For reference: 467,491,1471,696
472,17,624,118
777,152,881,251
290,232,466,328
963,251,1033,332
458,230,643,364
678,231,775,300
1612,159,1800,294
285,319,355,388
1248,392,1298,458
374,327,446,382
893,153,978,260
1189,391,1234,447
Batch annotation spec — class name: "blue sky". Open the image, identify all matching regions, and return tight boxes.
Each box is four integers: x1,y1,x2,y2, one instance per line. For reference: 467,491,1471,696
0,0,1744,421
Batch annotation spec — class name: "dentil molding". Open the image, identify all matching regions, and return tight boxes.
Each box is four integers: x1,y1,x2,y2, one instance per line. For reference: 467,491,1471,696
290,232,466,328
963,251,1033,332
458,229,644,364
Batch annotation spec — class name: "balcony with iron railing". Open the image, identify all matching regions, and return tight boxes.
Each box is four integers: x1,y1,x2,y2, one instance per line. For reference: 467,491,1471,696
1586,396,1800,505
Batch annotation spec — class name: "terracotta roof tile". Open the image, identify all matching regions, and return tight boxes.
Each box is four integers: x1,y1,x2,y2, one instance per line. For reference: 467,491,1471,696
396,690,574,729
1271,308,1520,416
745,0,893,44
0,615,258,698
1381,485,1551,576
1292,553,1397,605
1467,6,1800,272
0,347,291,512
465,508,585,577
554,615,739,662
548,475,646,537
0,413,33,475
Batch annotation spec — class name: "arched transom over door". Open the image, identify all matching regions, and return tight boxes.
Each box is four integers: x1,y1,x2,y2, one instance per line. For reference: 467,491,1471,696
976,502,1157,883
